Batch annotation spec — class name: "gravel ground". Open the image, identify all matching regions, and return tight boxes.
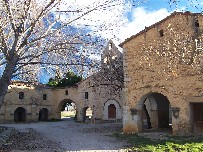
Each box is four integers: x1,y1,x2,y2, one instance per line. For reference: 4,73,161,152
0,118,128,152
0,128,63,152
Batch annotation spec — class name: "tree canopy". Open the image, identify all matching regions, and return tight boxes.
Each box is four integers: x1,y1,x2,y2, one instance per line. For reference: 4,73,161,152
47,71,82,87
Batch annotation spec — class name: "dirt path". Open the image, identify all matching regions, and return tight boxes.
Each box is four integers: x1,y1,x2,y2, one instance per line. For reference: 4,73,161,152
0,118,127,151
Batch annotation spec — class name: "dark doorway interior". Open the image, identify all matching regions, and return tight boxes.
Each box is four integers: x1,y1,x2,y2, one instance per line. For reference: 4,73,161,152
108,104,116,118
14,107,26,122
143,102,152,129
156,94,170,128
39,108,48,121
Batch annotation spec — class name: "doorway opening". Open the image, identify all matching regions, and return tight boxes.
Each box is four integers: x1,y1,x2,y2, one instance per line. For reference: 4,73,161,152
14,107,27,123
59,99,76,120
108,104,116,119
140,92,172,132
103,99,122,120
39,108,49,121
190,103,203,134
82,107,93,122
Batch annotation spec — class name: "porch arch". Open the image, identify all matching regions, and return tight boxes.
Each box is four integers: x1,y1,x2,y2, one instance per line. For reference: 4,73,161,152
134,92,172,132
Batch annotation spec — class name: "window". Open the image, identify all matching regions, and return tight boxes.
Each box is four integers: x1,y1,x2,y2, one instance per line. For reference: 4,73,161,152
112,55,117,60
43,94,47,100
159,29,164,37
109,43,112,50
19,92,24,100
65,90,68,95
85,92,88,99
195,20,199,28
104,57,108,64
195,20,199,33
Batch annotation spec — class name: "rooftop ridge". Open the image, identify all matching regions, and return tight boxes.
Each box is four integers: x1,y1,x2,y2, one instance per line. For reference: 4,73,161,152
119,11,202,47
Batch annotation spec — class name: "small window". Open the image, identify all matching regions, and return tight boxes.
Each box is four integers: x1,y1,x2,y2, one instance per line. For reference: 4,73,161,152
109,43,112,50
159,29,164,37
85,92,88,99
65,90,68,95
195,20,199,28
104,57,108,64
43,94,47,100
112,55,117,60
195,20,199,33
19,92,24,100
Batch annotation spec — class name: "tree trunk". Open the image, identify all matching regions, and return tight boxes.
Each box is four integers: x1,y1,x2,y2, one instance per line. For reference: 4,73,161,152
0,60,16,107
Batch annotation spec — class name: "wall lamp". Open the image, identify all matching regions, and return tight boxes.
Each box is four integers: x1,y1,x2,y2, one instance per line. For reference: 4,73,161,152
171,107,180,118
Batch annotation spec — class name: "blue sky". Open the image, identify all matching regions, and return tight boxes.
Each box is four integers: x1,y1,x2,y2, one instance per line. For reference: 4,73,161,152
57,0,202,57
57,0,203,47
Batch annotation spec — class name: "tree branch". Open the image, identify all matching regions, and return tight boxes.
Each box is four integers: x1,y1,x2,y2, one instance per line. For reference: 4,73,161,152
18,62,95,67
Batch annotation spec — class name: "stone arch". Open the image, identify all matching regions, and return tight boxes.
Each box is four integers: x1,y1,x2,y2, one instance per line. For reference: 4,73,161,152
135,92,172,132
57,99,77,119
38,108,49,121
103,99,122,120
14,107,27,123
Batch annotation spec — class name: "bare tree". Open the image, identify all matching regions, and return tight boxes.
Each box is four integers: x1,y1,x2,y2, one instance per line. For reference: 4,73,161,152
0,0,140,106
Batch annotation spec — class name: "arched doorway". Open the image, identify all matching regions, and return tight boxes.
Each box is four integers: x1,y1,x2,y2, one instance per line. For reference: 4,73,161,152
14,107,27,122
103,99,122,120
82,107,93,122
108,104,116,118
140,92,172,132
39,108,49,121
58,99,76,120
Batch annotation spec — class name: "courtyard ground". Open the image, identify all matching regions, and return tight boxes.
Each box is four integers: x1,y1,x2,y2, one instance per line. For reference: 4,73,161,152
0,118,127,152
0,118,203,151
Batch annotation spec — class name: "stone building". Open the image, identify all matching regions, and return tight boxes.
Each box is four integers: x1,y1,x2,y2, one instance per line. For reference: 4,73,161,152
0,81,79,123
120,11,203,134
0,40,123,123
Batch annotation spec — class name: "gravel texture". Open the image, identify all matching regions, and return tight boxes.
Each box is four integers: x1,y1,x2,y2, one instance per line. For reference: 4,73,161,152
0,118,127,152
0,128,63,152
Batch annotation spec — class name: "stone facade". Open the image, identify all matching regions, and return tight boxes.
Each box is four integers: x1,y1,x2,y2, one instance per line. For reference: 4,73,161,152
0,40,123,123
120,12,203,134
0,81,80,123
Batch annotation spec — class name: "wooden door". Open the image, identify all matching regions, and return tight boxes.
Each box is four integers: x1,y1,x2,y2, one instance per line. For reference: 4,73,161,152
193,103,203,133
108,104,116,118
